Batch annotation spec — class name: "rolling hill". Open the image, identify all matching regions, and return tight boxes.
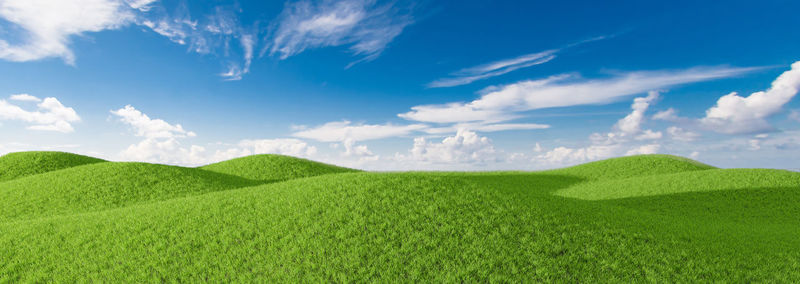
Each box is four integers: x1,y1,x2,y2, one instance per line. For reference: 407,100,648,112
0,152,798,282
0,162,261,222
201,154,358,181
0,151,106,182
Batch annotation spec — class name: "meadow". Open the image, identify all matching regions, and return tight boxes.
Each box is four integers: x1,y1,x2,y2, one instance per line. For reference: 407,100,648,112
0,151,798,281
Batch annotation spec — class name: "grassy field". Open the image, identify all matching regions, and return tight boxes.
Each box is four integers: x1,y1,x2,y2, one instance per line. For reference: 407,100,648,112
0,152,798,281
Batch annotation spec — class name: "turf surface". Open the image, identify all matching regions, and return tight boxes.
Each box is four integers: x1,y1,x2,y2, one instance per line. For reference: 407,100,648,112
0,152,798,281
0,151,105,182
201,154,357,181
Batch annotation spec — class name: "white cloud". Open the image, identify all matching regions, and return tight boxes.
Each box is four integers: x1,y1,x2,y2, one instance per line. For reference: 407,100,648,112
423,122,549,134
238,138,317,157
701,61,800,134
125,0,158,11
110,105,324,166
535,145,618,165
426,35,611,88
111,105,209,165
136,4,258,80
666,126,700,142
0,95,80,133
9,93,41,102
791,110,800,122
110,105,196,138
652,107,690,123
268,0,413,64
119,137,208,165
401,66,757,124
398,129,498,164
0,0,257,79
292,120,427,142
635,129,663,140
614,91,659,135
625,144,660,156
428,50,557,88
0,0,136,64
533,92,665,166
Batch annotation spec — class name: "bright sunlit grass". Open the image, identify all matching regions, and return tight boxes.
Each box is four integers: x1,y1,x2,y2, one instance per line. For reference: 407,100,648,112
0,152,798,282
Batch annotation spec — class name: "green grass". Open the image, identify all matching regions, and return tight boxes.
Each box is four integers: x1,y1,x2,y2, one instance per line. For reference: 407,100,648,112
201,154,358,181
0,152,798,281
0,162,262,222
544,154,715,180
0,151,106,182
555,168,800,200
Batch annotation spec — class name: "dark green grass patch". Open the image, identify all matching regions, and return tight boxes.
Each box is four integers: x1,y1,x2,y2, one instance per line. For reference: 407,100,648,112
0,162,262,222
201,154,357,182
0,151,105,182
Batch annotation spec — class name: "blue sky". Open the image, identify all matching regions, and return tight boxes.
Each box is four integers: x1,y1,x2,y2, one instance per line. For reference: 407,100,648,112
1,0,799,170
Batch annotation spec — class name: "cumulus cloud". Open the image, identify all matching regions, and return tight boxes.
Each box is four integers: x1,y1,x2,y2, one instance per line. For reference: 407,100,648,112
238,138,317,157
398,129,498,164
292,120,427,142
268,0,413,65
535,145,618,165
614,91,660,135
111,105,209,165
111,106,322,165
120,137,208,165
401,66,757,124
0,94,80,133
666,126,700,142
110,105,195,138
0,0,136,64
625,144,660,156
534,92,665,166
700,61,800,134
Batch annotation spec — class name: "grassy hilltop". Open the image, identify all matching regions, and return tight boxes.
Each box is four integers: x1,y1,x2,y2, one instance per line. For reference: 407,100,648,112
0,152,799,281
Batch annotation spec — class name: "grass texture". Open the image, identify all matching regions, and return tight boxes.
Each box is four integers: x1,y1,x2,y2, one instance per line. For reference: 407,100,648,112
0,151,105,182
0,152,798,282
201,154,357,181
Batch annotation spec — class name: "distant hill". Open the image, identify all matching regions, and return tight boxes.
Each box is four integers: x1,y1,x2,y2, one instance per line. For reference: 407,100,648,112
544,154,715,180
0,162,261,222
0,151,105,182
201,154,357,182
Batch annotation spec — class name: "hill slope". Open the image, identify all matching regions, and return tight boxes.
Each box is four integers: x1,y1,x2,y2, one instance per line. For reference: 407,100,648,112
1,153,798,281
0,162,261,222
555,168,800,200
545,154,715,180
201,154,357,181
0,151,106,182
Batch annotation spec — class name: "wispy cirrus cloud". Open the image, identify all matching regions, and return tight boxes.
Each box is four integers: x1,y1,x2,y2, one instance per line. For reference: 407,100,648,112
292,120,427,142
427,36,609,88
135,3,258,81
402,65,759,124
267,0,413,66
